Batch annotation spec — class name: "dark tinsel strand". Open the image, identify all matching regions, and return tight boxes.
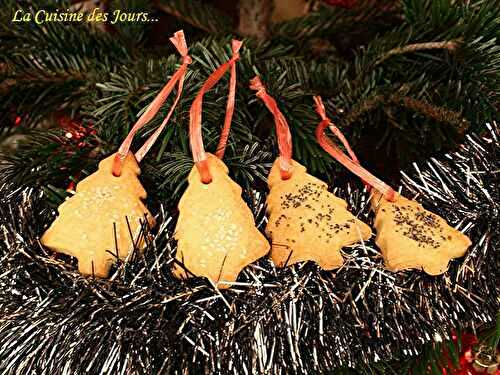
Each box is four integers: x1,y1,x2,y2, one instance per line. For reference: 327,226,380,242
0,124,498,373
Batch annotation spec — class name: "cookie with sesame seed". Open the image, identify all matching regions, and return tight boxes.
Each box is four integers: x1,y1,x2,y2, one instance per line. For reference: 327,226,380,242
173,154,270,288
41,152,155,277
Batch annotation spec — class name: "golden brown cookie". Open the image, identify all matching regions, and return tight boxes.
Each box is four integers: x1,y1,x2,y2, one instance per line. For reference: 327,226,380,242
371,192,471,274
41,152,155,277
173,153,270,288
266,158,372,269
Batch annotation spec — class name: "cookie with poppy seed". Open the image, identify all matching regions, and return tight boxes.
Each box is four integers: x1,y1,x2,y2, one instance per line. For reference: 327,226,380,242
371,192,471,274
266,158,372,269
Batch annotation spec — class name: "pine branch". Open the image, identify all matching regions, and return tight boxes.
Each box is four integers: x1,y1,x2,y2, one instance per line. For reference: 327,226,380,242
0,3,133,133
108,0,154,46
0,129,96,189
273,1,402,42
396,95,469,132
155,0,232,34
76,35,344,200
315,0,499,166
225,142,273,190
375,39,462,66
1,0,498,201
340,92,470,132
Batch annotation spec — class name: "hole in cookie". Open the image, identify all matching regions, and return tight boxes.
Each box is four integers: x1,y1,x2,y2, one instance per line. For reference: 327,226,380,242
280,170,292,180
201,176,212,184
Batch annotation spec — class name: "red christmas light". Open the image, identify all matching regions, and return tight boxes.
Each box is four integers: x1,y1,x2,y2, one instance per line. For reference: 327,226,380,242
440,332,499,375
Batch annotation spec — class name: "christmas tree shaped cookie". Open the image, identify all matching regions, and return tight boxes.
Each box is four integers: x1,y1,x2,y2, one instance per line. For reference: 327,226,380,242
41,152,155,277
313,95,471,275
266,159,372,269
40,30,192,277
371,192,471,274
173,154,270,288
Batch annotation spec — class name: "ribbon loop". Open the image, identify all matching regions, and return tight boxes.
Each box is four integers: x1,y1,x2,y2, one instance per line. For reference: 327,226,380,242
314,96,396,202
250,76,293,180
214,40,242,160
189,40,243,183
112,30,190,177
314,96,360,165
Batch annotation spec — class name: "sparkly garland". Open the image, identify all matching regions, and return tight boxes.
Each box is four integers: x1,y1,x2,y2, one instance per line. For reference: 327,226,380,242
0,124,498,373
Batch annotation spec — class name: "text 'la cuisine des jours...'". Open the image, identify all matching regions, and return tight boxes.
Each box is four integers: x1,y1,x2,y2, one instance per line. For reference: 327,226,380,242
12,8,154,25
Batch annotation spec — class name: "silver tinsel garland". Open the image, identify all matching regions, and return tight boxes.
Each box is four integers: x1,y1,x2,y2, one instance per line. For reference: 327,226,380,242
0,124,498,374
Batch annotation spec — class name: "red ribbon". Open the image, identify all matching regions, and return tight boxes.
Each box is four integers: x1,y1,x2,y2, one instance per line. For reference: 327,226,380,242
112,30,191,177
250,76,293,180
314,96,396,202
189,40,243,184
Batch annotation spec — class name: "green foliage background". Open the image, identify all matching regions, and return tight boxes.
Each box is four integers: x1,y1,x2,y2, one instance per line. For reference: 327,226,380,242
0,0,498,372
